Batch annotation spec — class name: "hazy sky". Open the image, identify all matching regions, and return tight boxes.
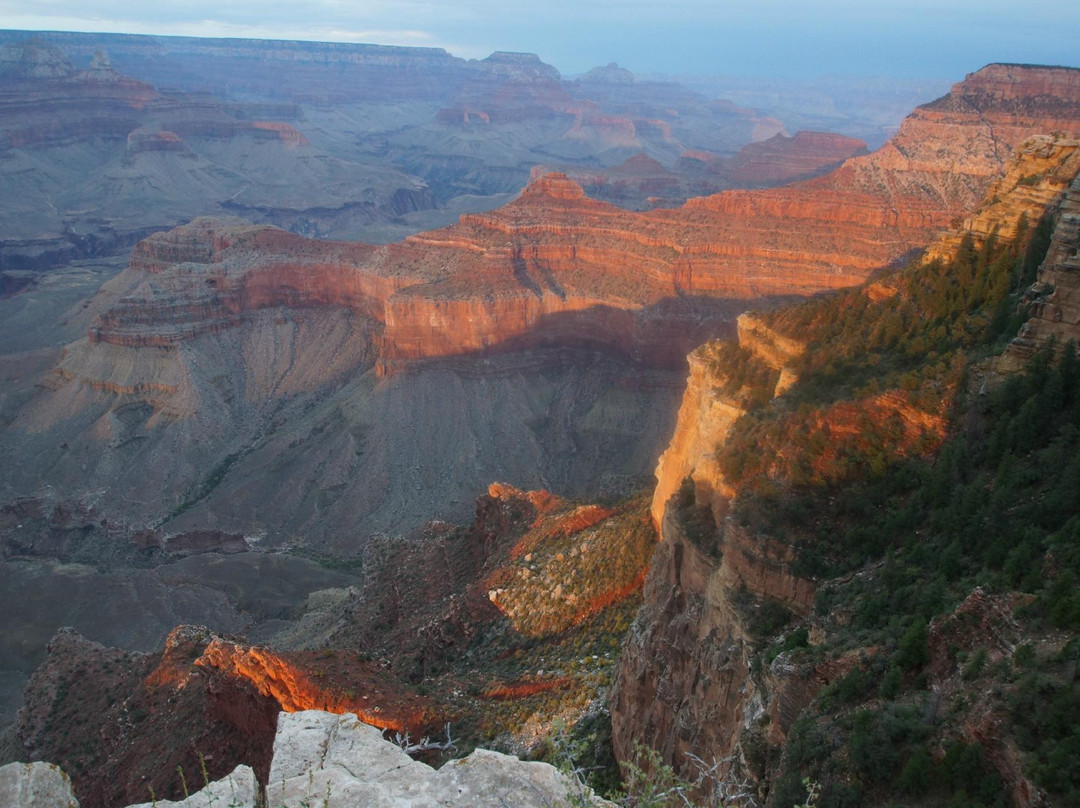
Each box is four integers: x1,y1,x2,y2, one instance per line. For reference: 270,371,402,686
2,0,1078,79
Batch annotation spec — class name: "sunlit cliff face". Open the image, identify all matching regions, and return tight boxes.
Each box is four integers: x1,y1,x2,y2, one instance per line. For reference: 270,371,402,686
194,639,436,733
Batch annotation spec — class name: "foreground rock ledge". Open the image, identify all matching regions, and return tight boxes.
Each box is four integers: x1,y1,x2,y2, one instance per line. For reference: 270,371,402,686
4,710,613,808
0,762,79,808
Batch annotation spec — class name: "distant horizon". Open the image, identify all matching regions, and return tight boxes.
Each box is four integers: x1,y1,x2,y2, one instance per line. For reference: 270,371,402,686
7,26,1080,83
0,26,982,83
2,0,1078,81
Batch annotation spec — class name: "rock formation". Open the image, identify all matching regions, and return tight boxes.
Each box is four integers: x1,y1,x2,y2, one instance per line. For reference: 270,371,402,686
720,129,869,186
1006,147,1080,362
0,761,80,808
6,708,615,807
926,134,1080,261
313,67,1080,369
7,484,653,807
536,130,869,209
0,38,435,270
261,710,612,808
126,767,257,808
73,63,1080,375
12,710,611,808
610,127,1080,797
14,624,438,807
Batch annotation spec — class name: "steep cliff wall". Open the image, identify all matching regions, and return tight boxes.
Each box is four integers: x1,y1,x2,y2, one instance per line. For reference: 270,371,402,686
614,339,817,776
88,219,392,348
926,135,1080,261
1007,159,1080,361
611,127,1080,806
648,345,747,527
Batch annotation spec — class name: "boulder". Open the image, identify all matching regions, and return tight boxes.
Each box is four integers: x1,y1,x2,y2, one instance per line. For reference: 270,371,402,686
0,761,79,808
265,710,612,808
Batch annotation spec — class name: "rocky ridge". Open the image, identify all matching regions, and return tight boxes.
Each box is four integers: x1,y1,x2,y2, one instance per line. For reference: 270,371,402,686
721,129,869,186
609,131,1080,805
74,64,1080,376
0,31,795,228
1007,154,1080,362
14,624,437,806
530,130,868,211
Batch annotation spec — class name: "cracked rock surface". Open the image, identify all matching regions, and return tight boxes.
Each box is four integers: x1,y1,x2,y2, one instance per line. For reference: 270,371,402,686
264,710,613,808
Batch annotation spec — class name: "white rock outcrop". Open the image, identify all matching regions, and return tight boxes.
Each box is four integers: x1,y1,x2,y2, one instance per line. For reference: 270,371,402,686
125,764,258,808
265,710,612,807
0,761,80,808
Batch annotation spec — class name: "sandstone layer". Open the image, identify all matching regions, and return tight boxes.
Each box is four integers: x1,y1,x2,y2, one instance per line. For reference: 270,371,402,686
721,129,868,186
524,127,865,209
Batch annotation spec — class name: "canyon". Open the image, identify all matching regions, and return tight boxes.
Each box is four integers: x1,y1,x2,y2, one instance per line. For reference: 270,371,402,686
2,34,1080,808
3,63,1078,553
0,39,435,271
76,63,1080,374
610,133,1080,806
0,31,805,275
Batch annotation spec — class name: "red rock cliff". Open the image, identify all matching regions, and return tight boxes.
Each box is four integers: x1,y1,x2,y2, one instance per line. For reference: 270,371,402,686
89,218,396,348
84,65,1080,375
610,122,1080,797
375,64,1080,368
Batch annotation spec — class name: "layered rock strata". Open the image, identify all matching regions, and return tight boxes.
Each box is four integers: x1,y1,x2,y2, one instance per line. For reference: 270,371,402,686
612,124,1080,793
926,135,1080,261
56,65,1080,380
1008,157,1080,361
722,129,868,186
10,63,1077,547
0,38,435,269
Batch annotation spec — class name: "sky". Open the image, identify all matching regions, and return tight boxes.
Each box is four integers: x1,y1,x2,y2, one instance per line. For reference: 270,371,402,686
2,0,1078,80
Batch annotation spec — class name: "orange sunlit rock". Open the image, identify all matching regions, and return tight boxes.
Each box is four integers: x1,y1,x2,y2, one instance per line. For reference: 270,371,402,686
81,66,1080,377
